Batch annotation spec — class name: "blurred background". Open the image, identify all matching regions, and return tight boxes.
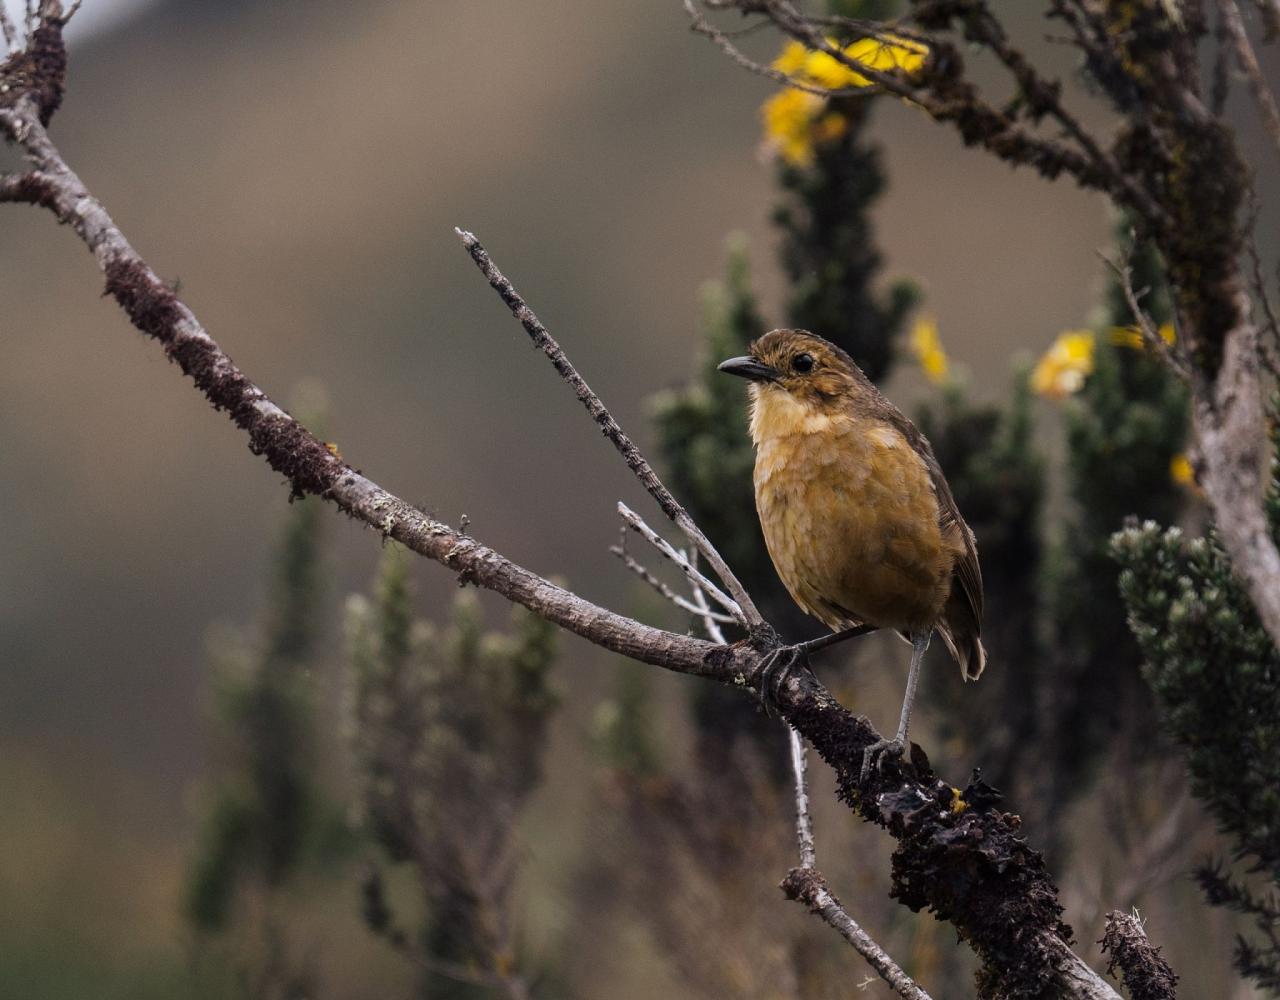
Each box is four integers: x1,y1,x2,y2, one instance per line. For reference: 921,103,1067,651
2,1,1277,997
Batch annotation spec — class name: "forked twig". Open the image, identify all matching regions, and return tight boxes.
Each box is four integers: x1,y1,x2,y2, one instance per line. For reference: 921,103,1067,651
456,228,766,635
611,534,737,625
617,502,745,624
1099,249,1191,381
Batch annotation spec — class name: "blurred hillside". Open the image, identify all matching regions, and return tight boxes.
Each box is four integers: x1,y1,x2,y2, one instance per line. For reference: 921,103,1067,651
1,1,1238,997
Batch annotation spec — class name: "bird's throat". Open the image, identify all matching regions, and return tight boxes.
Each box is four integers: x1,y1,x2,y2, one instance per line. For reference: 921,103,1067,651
749,384,839,445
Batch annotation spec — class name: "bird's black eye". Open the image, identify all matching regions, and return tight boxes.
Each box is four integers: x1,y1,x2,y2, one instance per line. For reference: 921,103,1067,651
792,352,815,374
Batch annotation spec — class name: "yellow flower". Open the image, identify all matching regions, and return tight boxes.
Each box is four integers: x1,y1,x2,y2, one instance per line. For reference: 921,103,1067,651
762,35,928,163
1107,322,1177,351
772,40,810,76
805,34,929,89
1032,330,1095,399
1170,453,1195,488
909,315,950,385
761,88,827,166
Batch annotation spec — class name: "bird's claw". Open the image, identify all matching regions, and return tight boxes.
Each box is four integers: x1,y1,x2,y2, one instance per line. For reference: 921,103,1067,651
860,736,904,782
756,644,809,716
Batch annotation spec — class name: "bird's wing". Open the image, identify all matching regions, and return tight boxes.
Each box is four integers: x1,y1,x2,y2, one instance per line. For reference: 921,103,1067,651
845,370,984,629
895,417,984,626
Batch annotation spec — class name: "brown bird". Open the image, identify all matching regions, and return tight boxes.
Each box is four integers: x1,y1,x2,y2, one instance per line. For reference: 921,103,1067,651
719,329,985,771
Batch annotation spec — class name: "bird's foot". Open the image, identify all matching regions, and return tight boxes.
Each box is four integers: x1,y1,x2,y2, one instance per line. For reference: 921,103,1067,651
756,644,810,716
860,736,905,783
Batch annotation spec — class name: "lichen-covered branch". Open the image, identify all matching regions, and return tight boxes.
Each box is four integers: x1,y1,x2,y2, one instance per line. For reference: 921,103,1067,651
1100,911,1179,1000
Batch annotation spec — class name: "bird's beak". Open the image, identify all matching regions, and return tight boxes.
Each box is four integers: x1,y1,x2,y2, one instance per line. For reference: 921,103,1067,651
717,356,780,383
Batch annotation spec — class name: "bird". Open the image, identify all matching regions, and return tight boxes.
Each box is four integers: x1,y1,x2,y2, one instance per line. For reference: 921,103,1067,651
718,328,985,774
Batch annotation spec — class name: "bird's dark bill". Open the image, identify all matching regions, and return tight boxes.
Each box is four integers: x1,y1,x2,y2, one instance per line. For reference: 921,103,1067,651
717,356,780,383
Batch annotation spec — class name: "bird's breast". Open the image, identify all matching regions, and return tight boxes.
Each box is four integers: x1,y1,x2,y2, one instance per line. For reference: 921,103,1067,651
753,416,951,632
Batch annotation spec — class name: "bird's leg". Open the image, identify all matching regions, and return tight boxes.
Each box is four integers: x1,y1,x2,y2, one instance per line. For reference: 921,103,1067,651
796,622,877,658
861,629,931,782
757,624,877,714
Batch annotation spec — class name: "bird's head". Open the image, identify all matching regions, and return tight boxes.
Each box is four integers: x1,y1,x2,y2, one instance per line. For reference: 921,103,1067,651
717,329,866,409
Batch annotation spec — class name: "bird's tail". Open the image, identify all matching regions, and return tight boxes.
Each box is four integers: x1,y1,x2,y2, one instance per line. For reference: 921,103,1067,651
936,615,986,682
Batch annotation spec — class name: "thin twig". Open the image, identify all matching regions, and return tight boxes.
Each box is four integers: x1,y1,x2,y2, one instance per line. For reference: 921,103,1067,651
617,501,745,624
1221,0,1280,159
686,550,729,645
1099,249,1191,380
456,228,766,635
692,546,920,1000
682,0,892,98
789,727,816,869
782,868,934,1000
611,540,737,624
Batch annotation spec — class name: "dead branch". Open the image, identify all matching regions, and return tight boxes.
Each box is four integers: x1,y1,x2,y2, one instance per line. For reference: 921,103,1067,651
0,16,1123,998
616,502,744,623
1100,911,1179,1000
781,869,932,1000
1099,248,1191,381
610,539,737,625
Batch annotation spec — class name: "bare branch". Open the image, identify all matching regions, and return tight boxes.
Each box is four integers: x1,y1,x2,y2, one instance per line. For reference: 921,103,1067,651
682,0,893,99
788,727,816,870
617,502,745,624
1221,0,1280,159
1099,248,1191,380
1100,911,1179,1000
686,551,730,644
1190,297,1280,645
782,868,933,1000
456,227,767,636
610,539,736,625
